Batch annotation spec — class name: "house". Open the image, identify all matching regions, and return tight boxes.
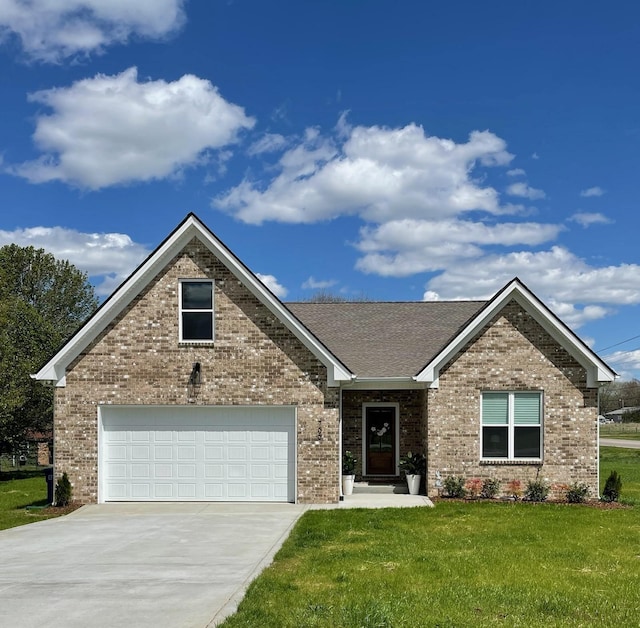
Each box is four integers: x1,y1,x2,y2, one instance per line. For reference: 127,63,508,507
604,406,640,423
34,214,616,504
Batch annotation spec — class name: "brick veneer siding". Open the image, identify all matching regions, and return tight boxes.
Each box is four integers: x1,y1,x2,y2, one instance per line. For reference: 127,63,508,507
54,238,339,504
341,389,425,480
426,300,599,500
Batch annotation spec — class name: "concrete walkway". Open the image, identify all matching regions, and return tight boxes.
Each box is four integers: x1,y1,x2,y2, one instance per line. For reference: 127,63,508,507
601,437,640,449
0,495,431,628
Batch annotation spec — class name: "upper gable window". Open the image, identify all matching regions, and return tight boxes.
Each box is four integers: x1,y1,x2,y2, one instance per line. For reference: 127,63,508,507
481,392,542,460
179,280,214,342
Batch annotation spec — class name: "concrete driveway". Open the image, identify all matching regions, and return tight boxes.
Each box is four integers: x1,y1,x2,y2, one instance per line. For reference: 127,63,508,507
0,502,306,628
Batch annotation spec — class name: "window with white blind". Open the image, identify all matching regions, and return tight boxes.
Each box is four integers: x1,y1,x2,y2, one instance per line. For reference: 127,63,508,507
481,392,542,460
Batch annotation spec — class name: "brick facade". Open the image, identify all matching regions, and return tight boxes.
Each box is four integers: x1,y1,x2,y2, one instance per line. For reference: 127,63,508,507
54,238,339,504
426,300,599,500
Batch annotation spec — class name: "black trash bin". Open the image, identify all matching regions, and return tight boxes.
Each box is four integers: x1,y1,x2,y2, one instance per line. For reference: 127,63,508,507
44,467,54,504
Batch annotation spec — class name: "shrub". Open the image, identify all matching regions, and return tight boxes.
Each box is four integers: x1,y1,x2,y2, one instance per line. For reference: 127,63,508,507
565,482,590,504
55,472,72,507
506,479,522,500
342,450,357,475
481,478,501,499
602,470,622,502
443,475,466,498
525,479,549,502
465,478,483,498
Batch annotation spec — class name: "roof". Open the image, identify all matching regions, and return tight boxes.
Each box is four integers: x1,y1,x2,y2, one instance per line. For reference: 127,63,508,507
32,215,616,388
605,406,640,415
288,301,484,378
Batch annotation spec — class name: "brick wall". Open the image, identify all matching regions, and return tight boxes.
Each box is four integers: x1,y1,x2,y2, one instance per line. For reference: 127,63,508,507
342,389,425,480
426,300,599,500
54,238,339,504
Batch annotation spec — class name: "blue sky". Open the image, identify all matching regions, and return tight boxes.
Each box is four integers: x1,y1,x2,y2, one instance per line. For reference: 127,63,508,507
1,1,639,378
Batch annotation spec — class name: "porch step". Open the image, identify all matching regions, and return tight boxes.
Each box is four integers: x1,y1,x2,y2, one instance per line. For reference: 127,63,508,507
353,482,408,495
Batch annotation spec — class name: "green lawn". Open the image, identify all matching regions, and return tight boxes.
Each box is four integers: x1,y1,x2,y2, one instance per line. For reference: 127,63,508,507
600,446,640,505
222,447,640,628
0,469,61,531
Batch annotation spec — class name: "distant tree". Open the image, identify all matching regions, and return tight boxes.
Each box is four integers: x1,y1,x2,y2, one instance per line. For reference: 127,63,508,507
0,245,98,456
299,290,373,303
599,379,640,414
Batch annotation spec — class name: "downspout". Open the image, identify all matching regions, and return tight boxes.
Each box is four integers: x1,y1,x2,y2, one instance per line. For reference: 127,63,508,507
339,385,344,501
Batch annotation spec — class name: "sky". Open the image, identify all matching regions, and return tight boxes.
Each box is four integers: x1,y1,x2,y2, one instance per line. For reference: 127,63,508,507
1,1,639,379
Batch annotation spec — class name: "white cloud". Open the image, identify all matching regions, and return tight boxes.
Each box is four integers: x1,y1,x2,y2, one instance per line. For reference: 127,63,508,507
569,212,612,228
302,276,338,290
248,133,287,156
0,0,186,63
256,273,288,298
215,123,514,224
355,219,563,276
507,168,526,177
11,67,255,189
531,152,540,160
506,182,546,200
580,186,605,197
604,349,640,380
421,246,640,327
0,225,150,296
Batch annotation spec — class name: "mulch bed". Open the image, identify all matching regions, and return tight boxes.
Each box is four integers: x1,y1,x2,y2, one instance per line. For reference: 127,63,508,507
36,502,84,516
432,497,631,509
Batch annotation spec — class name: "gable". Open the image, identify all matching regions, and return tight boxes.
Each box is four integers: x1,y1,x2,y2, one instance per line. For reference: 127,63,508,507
416,279,616,387
34,214,352,386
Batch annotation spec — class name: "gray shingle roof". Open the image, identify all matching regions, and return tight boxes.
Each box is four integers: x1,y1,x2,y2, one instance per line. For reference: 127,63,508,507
287,301,486,378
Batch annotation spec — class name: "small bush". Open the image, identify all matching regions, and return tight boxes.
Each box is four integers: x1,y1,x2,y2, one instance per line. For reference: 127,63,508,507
443,475,466,498
565,482,590,504
602,470,622,502
525,479,549,502
55,472,72,507
465,478,483,498
399,451,426,476
481,478,501,499
506,479,522,500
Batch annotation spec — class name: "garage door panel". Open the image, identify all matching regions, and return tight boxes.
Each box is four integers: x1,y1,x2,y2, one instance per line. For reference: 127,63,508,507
101,406,295,502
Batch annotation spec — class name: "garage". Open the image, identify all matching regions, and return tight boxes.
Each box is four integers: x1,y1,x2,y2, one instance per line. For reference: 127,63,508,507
99,406,296,502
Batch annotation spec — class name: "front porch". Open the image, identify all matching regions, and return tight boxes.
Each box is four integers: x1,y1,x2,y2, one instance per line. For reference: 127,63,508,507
341,388,427,484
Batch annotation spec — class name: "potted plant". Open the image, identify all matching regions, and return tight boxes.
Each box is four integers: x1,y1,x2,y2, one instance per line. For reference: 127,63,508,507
399,451,426,495
342,450,357,496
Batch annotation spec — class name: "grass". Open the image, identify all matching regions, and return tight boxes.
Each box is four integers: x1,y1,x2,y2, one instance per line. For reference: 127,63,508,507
600,446,640,505
0,468,62,531
222,446,640,628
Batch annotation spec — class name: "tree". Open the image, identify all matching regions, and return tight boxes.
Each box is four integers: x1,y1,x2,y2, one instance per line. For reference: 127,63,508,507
0,245,98,456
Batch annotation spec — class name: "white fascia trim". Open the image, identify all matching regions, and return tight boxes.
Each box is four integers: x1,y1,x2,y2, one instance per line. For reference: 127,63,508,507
415,279,616,389
342,377,426,391
34,215,352,387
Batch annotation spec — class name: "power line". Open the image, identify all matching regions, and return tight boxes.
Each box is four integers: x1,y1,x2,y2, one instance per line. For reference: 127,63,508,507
598,334,640,353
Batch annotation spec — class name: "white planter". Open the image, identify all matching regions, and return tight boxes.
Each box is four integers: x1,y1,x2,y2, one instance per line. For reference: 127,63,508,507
406,474,421,495
342,474,355,496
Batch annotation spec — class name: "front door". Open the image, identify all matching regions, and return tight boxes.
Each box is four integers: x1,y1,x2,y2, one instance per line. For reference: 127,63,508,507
365,406,396,475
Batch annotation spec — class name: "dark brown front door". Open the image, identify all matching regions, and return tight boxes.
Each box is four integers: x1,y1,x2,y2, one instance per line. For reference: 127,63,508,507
365,406,396,475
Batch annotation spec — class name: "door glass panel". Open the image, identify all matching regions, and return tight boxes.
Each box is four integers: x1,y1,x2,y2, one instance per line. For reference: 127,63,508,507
366,407,396,475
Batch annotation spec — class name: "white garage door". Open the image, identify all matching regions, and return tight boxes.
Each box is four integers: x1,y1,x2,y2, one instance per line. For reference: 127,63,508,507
100,406,296,502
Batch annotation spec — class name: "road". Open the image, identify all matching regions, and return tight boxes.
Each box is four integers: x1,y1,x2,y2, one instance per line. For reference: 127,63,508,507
600,437,640,449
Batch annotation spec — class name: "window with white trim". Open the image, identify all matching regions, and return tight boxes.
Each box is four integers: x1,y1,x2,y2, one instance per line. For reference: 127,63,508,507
481,392,542,459
179,280,214,342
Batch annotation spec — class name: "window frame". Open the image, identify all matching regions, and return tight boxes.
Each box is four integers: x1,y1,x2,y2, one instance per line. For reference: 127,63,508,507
178,279,214,343
480,391,543,462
